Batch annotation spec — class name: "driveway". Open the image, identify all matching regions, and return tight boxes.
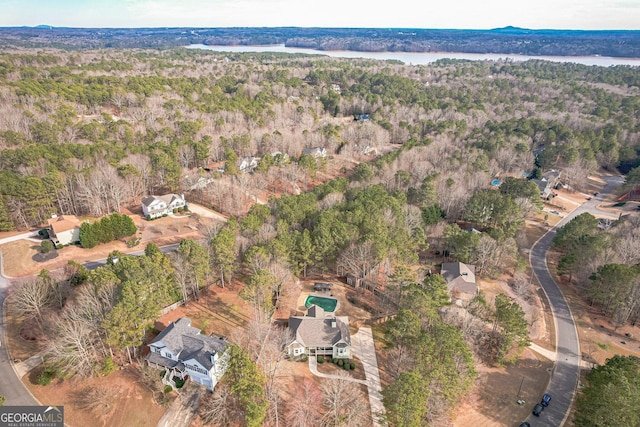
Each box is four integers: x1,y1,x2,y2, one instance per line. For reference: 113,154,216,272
308,327,386,426
156,383,203,427
186,203,227,222
0,238,182,407
526,175,624,426
351,327,386,426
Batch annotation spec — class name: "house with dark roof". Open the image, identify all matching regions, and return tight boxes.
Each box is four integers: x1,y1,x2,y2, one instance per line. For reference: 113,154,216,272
46,214,81,245
533,170,561,200
146,318,230,390
441,262,478,301
141,193,186,219
287,305,351,359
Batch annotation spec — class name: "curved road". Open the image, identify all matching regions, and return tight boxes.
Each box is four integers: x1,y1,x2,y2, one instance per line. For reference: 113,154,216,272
0,240,180,406
527,176,624,426
0,251,39,406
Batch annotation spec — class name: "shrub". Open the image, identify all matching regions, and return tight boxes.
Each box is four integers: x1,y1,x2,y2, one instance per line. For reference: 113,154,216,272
317,356,324,363
126,237,140,248
146,215,152,221
40,240,53,253
162,214,168,217
37,368,56,385
173,208,179,214
327,358,333,364
163,385,173,394
337,359,344,367
350,363,356,370
174,377,185,388
55,244,63,250
183,205,189,211
102,356,118,375
160,370,166,378
343,363,350,370
300,355,308,362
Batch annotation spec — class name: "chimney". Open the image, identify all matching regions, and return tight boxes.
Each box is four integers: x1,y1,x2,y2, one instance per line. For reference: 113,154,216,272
331,321,337,328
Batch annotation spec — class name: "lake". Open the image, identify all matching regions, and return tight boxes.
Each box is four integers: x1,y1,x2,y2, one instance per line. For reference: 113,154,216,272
188,44,640,67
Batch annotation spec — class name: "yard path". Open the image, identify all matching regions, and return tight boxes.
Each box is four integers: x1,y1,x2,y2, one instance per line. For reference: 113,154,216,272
156,383,203,427
309,326,387,426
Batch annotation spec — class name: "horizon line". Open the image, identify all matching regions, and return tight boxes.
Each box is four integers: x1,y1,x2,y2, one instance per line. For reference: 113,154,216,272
1,25,639,32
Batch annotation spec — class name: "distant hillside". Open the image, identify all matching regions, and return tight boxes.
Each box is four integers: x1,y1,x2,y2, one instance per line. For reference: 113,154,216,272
0,26,639,58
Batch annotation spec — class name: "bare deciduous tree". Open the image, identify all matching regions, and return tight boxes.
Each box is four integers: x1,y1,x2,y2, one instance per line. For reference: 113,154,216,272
10,278,52,324
73,385,117,415
285,378,323,427
321,375,370,427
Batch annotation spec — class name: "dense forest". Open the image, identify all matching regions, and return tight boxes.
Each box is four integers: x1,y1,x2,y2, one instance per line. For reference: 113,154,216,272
1,26,640,57
1,43,639,425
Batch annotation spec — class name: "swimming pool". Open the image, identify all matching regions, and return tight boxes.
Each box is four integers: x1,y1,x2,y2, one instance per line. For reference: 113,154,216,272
305,295,338,312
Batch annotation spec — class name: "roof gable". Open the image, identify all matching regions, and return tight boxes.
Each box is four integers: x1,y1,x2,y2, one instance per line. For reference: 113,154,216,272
441,262,477,294
47,215,81,234
289,308,350,348
150,318,229,370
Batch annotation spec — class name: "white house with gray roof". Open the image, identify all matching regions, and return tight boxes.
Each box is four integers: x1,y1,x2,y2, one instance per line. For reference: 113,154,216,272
146,318,229,390
287,305,351,359
141,193,186,219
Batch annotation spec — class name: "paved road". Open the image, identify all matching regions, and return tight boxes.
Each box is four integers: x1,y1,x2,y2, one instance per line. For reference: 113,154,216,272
526,176,624,426
0,240,181,406
0,251,39,406
83,243,180,271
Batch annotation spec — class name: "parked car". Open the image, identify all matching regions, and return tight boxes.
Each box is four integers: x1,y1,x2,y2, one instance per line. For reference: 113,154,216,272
533,403,544,416
519,423,531,427
541,393,552,406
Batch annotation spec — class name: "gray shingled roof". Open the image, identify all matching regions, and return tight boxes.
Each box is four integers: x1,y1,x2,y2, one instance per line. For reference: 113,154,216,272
289,305,350,348
149,318,229,370
141,194,183,209
441,262,477,295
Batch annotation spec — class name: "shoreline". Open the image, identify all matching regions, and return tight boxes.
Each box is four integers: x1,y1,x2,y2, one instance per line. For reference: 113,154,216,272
187,44,640,66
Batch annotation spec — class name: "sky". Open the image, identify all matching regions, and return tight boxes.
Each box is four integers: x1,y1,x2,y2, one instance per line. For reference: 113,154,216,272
0,0,639,30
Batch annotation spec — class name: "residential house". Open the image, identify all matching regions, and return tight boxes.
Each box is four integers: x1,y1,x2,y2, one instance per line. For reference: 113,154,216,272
238,156,259,173
302,147,327,159
47,214,81,245
204,160,226,174
287,305,351,359
354,113,370,122
441,262,478,301
271,151,290,165
146,318,230,390
141,193,186,219
533,170,562,199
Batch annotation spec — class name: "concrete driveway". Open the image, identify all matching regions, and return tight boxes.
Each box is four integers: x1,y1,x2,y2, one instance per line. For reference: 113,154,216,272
308,326,386,426
186,203,227,222
349,327,387,426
